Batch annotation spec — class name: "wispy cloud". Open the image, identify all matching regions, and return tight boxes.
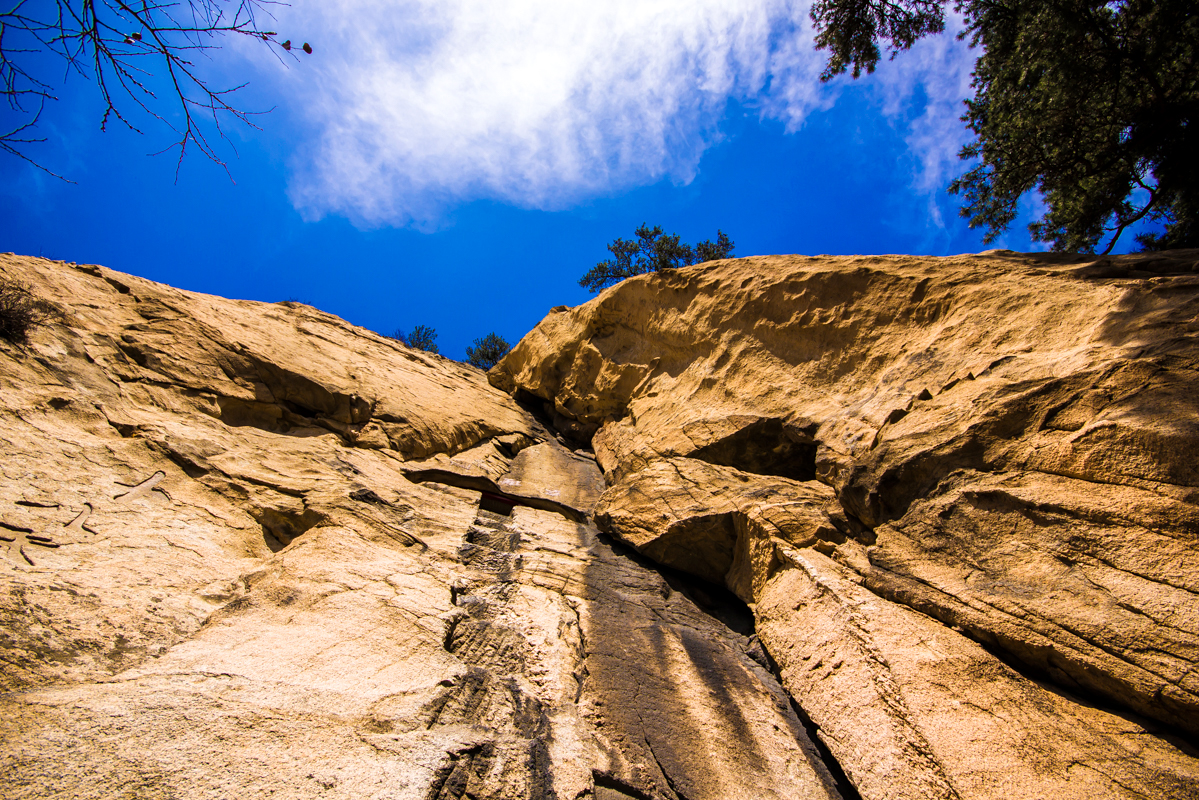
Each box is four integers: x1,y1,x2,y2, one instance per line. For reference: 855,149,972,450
257,0,979,227
869,13,977,237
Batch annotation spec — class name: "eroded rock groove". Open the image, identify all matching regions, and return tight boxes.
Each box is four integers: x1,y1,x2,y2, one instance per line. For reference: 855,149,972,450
3,250,1199,799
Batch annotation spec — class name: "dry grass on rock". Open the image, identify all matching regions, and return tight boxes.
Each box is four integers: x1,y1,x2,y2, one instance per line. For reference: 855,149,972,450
0,276,57,344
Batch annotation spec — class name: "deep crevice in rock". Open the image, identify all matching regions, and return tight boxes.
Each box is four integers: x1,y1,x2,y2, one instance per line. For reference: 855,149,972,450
216,395,350,440
512,387,596,449
528,397,861,796
404,468,586,522
255,506,325,553
656,561,754,638
479,491,517,517
862,564,1199,750
687,418,817,482
980,630,1199,754
594,530,859,800
755,643,864,800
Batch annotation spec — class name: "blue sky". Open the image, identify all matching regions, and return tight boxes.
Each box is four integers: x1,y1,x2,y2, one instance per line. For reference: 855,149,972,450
0,1,1159,360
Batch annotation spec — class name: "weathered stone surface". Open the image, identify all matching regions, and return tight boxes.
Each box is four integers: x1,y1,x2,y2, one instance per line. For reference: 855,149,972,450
7,246,1199,799
757,546,1199,800
0,254,842,800
495,249,1199,798
592,457,840,592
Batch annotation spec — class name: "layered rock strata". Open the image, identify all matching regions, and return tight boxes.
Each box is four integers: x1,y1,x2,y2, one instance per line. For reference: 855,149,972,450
493,249,1199,799
0,254,841,800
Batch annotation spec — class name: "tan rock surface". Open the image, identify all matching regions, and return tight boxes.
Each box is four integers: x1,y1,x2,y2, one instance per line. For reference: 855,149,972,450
592,457,840,591
0,254,842,800
7,246,1199,800
494,249,1199,798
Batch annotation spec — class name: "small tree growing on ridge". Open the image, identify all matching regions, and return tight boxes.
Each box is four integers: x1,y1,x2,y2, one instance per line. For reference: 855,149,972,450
393,324,439,354
579,224,734,294
466,333,511,370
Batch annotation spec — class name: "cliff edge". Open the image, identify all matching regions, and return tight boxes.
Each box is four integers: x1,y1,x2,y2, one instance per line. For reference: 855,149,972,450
2,249,1198,799
493,248,1199,799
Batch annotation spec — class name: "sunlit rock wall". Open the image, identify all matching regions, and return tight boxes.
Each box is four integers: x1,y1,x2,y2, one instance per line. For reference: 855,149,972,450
494,249,1199,800
0,254,839,800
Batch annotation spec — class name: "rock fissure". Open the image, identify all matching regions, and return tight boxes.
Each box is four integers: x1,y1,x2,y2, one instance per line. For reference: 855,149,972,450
4,251,1199,799
861,547,1199,736
782,687,863,800
404,468,589,523
492,249,1199,799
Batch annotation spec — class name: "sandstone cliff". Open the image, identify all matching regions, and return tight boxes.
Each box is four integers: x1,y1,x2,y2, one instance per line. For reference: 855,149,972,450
1,249,1197,799
492,248,1199,799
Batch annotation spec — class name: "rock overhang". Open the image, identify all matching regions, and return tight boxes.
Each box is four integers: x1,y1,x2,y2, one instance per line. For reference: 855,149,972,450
3,249,1199,800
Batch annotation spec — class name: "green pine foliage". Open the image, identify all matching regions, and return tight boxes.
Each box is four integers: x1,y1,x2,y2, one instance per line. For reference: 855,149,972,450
578,225,734,294
393,324,439,354
466,332,511,370
811,0,946,80
811,0,1198,253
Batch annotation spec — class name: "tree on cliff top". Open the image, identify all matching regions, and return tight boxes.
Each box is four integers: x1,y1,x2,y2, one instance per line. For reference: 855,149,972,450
393,324,439,354
579,225,735,294
811,0,1198,253
466,332,511,370
1,0,311,176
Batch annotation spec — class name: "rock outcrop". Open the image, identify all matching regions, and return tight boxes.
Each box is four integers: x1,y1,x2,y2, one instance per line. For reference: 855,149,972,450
0,254,840,800
2,248,1198,799
494,249,1199,799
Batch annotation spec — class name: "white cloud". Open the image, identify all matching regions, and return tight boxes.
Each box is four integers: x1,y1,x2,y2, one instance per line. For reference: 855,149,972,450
884,17,975,188
255,0,978,227
869,13,977,233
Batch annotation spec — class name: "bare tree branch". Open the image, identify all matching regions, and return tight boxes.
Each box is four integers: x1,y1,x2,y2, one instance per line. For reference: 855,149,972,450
0,98,73,180
0,0,310,178
1099,170,1160,255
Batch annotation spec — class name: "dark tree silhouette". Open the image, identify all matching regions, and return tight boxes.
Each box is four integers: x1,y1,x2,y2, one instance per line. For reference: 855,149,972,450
465,332,510,370
811,0,1198,253
0,0,311,177
810,0,946,80
393,324,439,354
579,224,734,294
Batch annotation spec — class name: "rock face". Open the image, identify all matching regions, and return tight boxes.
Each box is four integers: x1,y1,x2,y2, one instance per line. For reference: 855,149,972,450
0,254,841,800
494,249,1199,799
2,249,1198,800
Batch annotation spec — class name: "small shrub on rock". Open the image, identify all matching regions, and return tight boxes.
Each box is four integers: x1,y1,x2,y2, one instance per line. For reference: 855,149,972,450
0,277,57,344
393,324,439,354
465,332,510,370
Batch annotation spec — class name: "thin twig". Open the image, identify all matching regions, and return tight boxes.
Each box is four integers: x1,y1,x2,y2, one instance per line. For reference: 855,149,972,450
0,0,304,177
